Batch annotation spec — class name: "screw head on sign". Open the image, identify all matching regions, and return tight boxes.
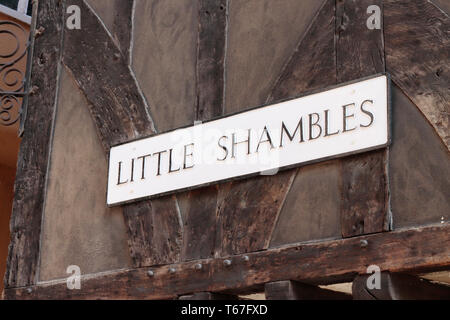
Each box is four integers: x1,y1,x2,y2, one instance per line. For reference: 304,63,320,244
360,239,369,248
223,259,232,267
169,267,176,274
147,270,154,277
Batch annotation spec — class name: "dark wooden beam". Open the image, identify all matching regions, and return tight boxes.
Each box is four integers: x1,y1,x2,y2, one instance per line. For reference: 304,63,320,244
353,272,450,300
335,0,389,237
62,0,182,268
267,0,336,102
215,172,294,255
181,0,228,261
384,0,449,149
4,0,65,289
63,0,154,151
5,224,449,299
335,0,385,80
122,197,182,267
87,0,134,62
181,186,221,261
196,0,227,120
265,280,351,300
179,292,237,300
110,0,133,62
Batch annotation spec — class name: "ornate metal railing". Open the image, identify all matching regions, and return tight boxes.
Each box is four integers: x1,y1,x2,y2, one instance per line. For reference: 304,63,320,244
0,0,36,135
0,20,28,127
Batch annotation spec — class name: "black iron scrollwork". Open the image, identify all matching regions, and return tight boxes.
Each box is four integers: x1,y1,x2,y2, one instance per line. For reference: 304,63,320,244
0,20,29,126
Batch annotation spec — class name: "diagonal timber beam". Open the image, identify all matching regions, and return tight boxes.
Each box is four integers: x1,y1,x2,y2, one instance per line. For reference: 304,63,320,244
384,0,450,149
62,0,182,267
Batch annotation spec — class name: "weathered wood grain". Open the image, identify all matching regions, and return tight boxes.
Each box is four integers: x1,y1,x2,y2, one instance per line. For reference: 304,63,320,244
339,150,389,237
63,0,182,267
196,0,227,120
336,0,389,237
384,0,450,149
122,196,182,267
215,0,337,255
216,171,294,256
4,0,64,289
335,0,385,81
86,0,133,61
267,0,336,102
5,224,449,299
181,186,220,261
179,292,237,300
110,0,133,62
265,280,351,300
353,272,450,300
63,0,153,151
180,0,228,261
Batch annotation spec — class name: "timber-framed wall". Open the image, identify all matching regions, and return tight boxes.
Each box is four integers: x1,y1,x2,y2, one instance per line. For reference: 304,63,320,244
3,0,450,299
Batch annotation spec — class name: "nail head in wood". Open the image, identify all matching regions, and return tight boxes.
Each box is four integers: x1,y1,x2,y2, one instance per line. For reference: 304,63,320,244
30,85,39,96
35,26,45,38
194,263,202,270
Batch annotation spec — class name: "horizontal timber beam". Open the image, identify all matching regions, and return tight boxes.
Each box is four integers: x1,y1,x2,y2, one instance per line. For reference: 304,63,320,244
4,224,449,300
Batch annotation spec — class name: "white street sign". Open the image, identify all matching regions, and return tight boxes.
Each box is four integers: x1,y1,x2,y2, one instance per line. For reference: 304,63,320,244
107,74,390,206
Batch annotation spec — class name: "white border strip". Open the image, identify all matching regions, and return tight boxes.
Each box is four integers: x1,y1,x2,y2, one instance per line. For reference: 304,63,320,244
17,0,29,13
0,3,31,24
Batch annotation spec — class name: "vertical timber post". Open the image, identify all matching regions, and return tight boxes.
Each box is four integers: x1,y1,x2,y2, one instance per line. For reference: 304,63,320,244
4,0,65,288
181,0,228,261
335,0,390,237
